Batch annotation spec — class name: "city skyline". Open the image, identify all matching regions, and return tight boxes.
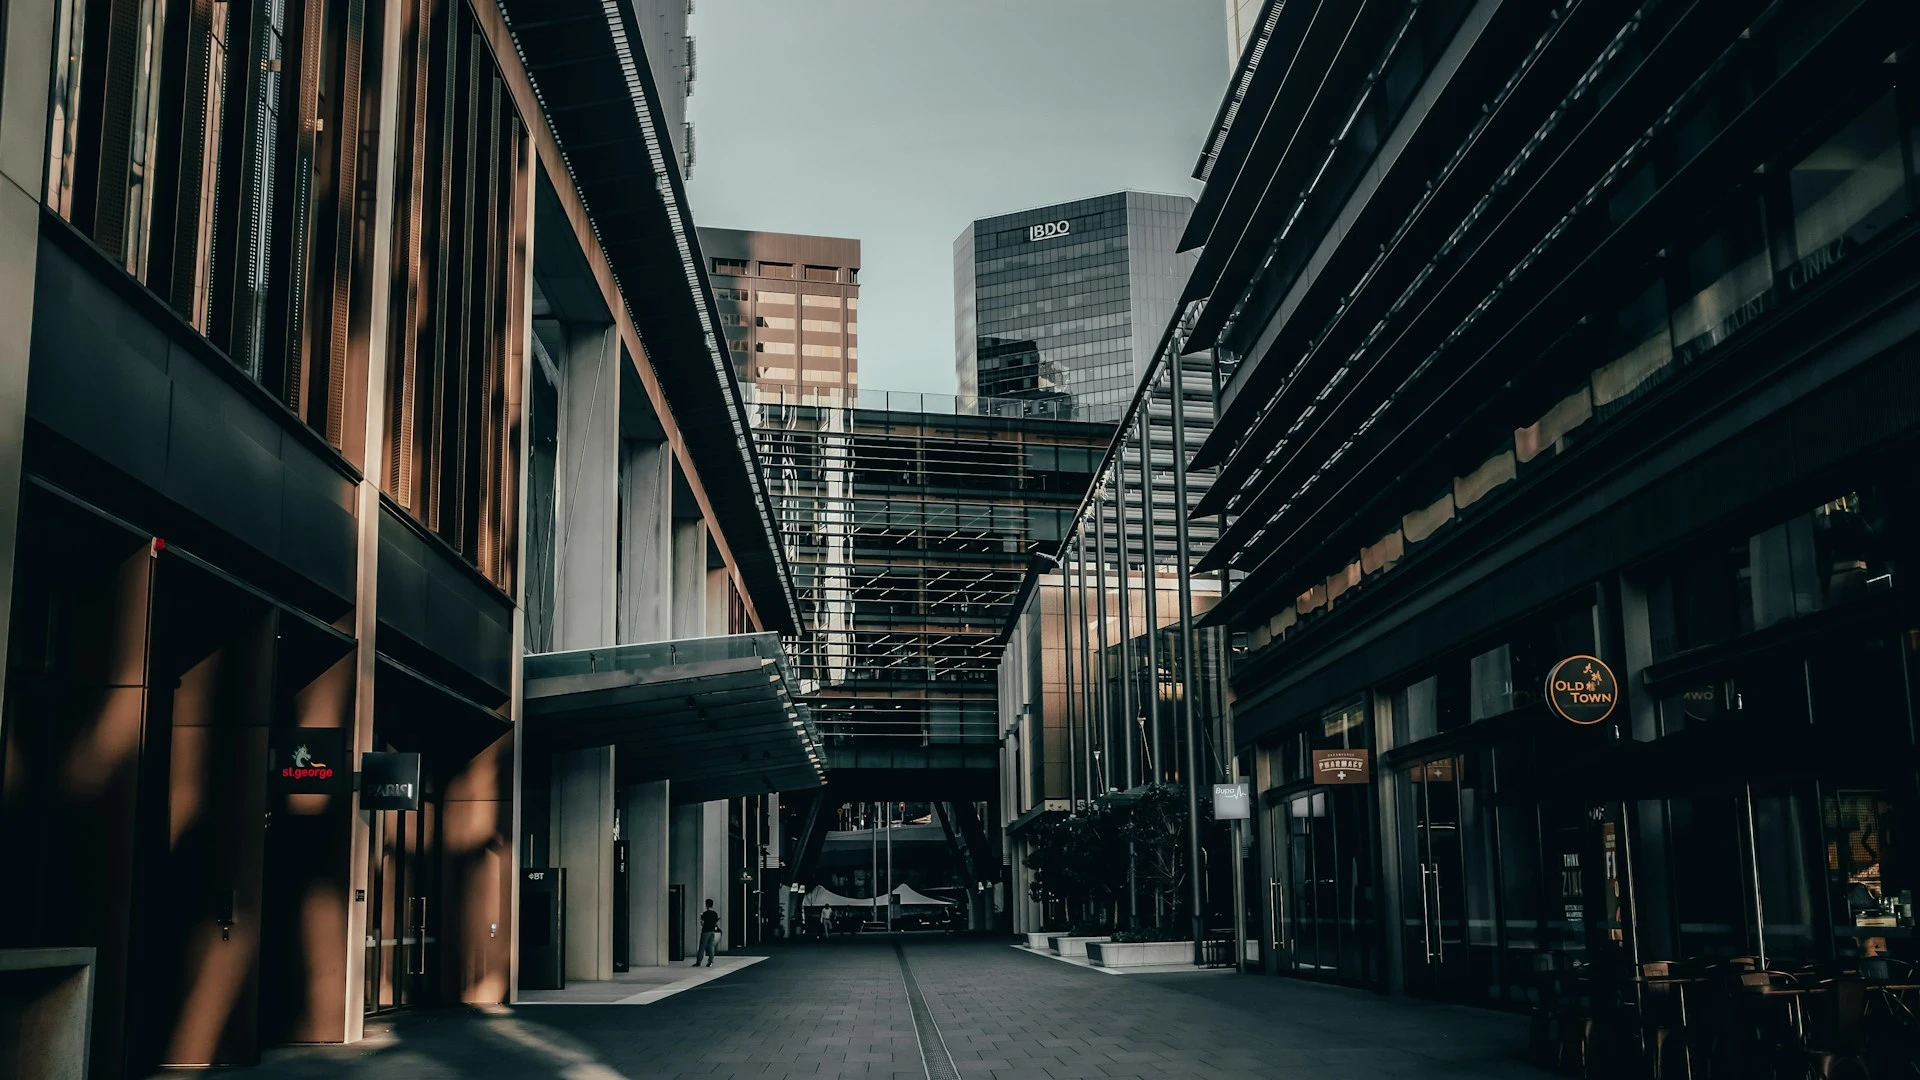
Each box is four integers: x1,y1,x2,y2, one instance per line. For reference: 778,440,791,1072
686,0,1225,396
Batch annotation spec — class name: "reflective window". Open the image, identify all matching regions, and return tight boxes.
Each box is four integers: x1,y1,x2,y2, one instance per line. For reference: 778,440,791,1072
1785,92,1909,289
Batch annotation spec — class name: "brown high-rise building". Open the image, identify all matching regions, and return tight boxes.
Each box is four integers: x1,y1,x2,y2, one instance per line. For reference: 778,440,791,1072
699,229,861,394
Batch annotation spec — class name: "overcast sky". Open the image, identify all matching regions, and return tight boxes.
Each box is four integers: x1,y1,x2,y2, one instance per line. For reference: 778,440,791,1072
686,1,1228,395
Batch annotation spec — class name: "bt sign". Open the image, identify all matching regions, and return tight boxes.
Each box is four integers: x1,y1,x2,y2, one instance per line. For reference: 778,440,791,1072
1027,220,1070,242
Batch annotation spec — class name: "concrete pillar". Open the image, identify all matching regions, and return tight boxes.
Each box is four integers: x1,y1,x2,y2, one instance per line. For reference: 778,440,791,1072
549,747,614,981
555,326,619,651
0,0,57,740
670,519,707,639
618,439,673,643
669,801,730,958
621,781,670,968
0,0,55,757
342,0,412,1034
705,568,729,637
701,801,730,952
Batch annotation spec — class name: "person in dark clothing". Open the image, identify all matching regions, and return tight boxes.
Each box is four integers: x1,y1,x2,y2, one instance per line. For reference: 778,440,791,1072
696,899,721,966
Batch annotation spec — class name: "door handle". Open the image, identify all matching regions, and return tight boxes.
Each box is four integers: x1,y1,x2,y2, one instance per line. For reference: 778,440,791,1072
1419,864,1436,963
1269,880,1285,950
407,897,427,975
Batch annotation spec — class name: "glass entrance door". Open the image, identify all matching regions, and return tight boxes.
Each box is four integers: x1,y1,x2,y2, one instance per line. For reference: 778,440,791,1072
1269,786,1378,983
1402,756,1467,996
364,800,440,1013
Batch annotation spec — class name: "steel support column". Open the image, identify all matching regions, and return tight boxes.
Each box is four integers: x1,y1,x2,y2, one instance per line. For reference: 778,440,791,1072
1138,409,1161,783
1170,357,1204,965
1114,470,1135,792
1093,490,1112,796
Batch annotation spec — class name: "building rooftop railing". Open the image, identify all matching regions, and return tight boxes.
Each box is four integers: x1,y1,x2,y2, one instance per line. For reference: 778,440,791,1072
746,385,1125,424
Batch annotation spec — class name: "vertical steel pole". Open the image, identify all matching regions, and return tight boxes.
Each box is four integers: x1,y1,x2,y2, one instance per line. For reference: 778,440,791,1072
886,801,894,931
1114,467,1135,791
1061,551,1079,810
1138,409,1162,782
1113,445,1140,927
1082,530,1098,799
1170,356,1206,965
1093,488,1112,796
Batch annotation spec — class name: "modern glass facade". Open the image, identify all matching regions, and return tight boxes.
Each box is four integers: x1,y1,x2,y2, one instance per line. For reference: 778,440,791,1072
955,192,1196,418
1178,0,1920,1059
748,387,1113,754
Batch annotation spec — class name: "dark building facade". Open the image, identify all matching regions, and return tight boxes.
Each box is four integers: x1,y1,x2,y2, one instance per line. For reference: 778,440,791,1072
0,0,812,1074
955,192,1195,417
1184,0,1920,1036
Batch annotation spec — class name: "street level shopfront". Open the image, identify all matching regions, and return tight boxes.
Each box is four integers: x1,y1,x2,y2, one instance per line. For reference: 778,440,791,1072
1248,457,1920,1014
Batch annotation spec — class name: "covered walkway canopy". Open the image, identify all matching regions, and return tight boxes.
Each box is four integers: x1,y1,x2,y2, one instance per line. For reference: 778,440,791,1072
524,633,825,803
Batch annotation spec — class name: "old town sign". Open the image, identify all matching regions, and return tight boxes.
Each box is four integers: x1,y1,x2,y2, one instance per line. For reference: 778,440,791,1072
1312,749,1371,785
1546,655,1619,726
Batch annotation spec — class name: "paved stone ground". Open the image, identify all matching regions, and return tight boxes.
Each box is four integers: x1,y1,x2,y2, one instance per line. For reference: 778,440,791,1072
174,937,1555,1079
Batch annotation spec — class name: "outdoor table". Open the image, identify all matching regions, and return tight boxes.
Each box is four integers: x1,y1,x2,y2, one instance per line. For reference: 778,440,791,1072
1637,973,1708,1080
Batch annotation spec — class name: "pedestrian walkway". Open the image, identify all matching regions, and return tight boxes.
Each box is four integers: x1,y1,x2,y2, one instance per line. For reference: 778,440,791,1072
518,955,766,1004
164,937,1554,1079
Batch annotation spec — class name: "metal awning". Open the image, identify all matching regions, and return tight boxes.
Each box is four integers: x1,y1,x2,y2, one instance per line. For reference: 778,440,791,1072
523,633,826,802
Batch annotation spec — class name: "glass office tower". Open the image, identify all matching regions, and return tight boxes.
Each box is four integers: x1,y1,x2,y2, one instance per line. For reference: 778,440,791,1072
955,192,1195,418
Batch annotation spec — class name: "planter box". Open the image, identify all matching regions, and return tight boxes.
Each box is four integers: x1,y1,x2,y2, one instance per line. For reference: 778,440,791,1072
1088,941,1194,968
1047,934,1110,958
1023,932,1055,950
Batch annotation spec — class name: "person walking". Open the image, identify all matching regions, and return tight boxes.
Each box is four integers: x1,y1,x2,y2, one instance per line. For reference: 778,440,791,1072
696,899,720,967
819,903,834,942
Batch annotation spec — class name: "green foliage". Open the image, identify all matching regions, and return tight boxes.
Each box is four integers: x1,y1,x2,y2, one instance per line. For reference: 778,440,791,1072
1022,807,1128,917
1119,782,1216,930
1109,926,1191,943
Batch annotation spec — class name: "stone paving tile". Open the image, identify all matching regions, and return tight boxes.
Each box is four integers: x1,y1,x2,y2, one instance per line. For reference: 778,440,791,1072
157,937,1556,1080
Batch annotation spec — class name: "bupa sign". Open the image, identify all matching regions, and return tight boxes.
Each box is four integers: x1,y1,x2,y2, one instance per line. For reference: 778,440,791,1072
1027,220,1070,242
360,752,423,811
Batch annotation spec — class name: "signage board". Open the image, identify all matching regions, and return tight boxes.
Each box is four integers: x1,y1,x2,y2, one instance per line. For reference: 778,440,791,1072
274,729,345,794
1546,655,1619,726
360,752,423,811
1312,749,1371,785
1027,220,1070,242
1212,781,1250,820
1042,798,1070,812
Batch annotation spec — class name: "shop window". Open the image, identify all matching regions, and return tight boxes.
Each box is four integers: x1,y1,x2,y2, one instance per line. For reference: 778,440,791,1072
1670,199,1772,366
1469,645,1512,722
1590,279,1673,419
1824,789,1914,959
1392,668,1466,747
1752,787,1821,963
1316,700,1368,750
1669,794,1755,959
1784,92,1909,292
